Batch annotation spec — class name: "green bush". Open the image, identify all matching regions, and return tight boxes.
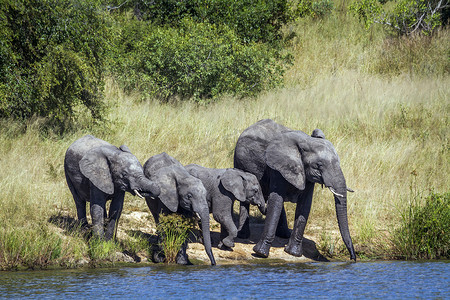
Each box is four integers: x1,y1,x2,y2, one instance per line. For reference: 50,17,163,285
392,192,450,259
0,0,109,132
157,214,194,264
349,0,447,35
111,18,286,102
294,0,335,19
118,0,293,44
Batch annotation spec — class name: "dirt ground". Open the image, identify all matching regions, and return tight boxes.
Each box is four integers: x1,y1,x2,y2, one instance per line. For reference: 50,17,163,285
119,211,328,265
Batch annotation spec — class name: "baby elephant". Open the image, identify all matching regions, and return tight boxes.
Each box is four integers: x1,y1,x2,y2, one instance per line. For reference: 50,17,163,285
185,164,265,249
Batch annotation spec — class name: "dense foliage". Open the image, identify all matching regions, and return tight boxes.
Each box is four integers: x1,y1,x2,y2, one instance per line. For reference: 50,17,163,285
0,0,293,127
110,18,284,101
393,192,450,259
113,0,292,44
108,0,292,102
0,0,109,131
349,0,449,35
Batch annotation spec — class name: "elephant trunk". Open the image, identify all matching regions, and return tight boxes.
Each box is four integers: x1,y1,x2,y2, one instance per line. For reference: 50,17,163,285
198,209,216,266
324,169,356,261
334,190,356,261
135,176,160,198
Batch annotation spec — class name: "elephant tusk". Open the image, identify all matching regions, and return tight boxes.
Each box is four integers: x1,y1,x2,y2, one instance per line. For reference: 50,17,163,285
328,187,344,198
347,187,355,193
134,189,145,199
195,212,201,220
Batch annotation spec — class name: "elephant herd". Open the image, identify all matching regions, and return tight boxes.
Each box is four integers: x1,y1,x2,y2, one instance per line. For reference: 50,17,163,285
64,119,356,265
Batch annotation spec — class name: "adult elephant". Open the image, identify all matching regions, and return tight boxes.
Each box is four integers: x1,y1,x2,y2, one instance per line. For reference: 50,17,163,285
64,135,160,240
143,153,216,266
185,164,265,249
234,119,356,261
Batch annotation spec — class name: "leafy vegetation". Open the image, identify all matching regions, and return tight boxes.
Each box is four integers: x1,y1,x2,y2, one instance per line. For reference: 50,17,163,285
0,0,109,132
392,192,449,259
349,0,449,35
156,214,195,264
110,17,285,101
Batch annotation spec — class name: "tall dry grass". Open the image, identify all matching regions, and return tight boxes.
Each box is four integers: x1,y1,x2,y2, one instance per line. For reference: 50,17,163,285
0,5,448,268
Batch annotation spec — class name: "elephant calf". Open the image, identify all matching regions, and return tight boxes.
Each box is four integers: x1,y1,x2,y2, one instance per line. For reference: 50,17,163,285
185,164,265,249
64,135,160,240
143,152,216,265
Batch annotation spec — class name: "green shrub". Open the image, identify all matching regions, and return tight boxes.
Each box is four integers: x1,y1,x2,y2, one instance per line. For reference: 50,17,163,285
157,214,194,264
111,18,286,102
349,0,447,35
0,0,109,132
118,0,293,44
392,192,449,259
294,0,335,19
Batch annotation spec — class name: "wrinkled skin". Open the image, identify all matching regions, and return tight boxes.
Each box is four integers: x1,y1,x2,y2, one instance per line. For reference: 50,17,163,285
64,135,160,240
234,119,356,260
143,153,216,266
185,164,265,249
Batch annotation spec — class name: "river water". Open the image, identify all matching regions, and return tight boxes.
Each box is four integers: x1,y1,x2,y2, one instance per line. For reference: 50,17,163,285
1,261,449,299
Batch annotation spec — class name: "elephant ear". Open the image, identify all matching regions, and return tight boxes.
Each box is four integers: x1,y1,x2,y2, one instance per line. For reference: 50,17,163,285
154,169,179,212
79,147,114,194
220,170,246,202
264,139,306,191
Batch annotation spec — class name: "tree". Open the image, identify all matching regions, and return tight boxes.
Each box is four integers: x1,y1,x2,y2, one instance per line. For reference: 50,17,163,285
350,0,449,35
0,0,110,132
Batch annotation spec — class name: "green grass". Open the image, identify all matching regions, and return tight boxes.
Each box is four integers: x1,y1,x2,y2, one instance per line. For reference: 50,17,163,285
0,3,448,269
156,214,195,264
392,191,449,259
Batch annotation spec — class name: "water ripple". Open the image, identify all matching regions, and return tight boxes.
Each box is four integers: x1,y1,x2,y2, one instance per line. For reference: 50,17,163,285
0,261,449,299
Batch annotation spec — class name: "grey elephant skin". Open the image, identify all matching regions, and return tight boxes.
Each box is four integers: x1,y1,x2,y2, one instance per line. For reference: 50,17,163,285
64,135,160,240
234,119,356,260
143,153,216,266
185,164,265,249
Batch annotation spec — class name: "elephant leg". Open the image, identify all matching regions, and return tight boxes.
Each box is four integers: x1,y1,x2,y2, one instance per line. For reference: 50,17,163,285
90,185,108,239
218,217,238,249
105,192,125,240
253,191,284,258
152,235,165,263
237,202,250,239
176,240,191,265
66,174,88,227
75,200,88,228
285,182,314,257
275,205,291,238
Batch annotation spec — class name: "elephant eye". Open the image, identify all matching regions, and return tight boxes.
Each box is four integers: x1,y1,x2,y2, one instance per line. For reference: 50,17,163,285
186,193,193,200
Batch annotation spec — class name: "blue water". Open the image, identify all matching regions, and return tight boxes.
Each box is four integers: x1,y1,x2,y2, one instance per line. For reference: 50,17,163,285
1,261,449,299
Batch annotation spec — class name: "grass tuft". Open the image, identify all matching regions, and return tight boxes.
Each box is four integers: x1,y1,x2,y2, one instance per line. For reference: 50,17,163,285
392,191,450,259
156,214,194,264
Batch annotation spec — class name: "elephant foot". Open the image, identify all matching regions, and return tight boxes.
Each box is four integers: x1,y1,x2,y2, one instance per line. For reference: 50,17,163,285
151,244,165,263
152,251,165,264
218,241,233,251
253,240,271,258
176,252,192,265
222,237,235,248
284,241,303,257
